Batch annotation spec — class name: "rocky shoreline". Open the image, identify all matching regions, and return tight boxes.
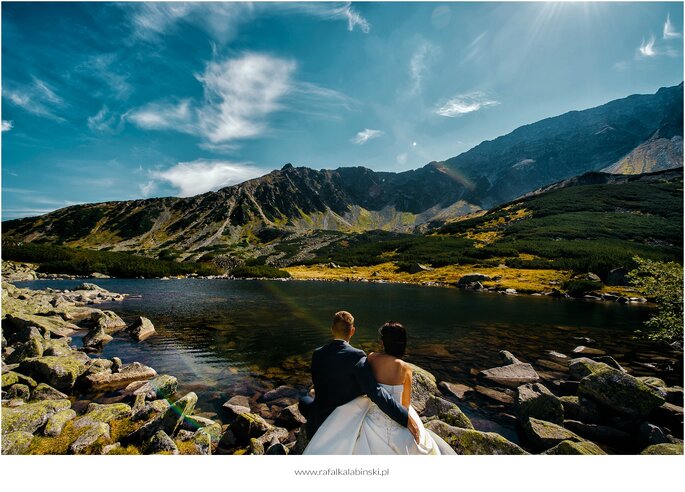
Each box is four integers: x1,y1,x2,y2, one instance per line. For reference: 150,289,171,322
3,260,649,306
2,276,682,455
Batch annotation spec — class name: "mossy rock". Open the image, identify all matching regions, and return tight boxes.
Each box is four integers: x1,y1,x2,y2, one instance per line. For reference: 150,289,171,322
425,420,528,455
2,371,37,388
69,420,111,454
408,363,438,414
422,395,473,429
143,430,179,455
44,409,77,437
523,418,582,450
568,358,610,381
640,443,684,455
231,412,272,443
6,334,44,364
516,383,564,425
578,366,666,418
637,376,667,388
2,431,34,455
82,403,132,423
17,355,88,391
1,399,71,434
30,382,68,401
6,383,30,401
542,439,607,455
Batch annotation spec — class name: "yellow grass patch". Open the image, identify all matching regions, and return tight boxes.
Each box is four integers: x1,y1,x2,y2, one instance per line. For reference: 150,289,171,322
285,262,571,293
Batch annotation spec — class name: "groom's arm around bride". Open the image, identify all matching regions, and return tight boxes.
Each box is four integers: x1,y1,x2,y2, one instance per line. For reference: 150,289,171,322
298,311,420,442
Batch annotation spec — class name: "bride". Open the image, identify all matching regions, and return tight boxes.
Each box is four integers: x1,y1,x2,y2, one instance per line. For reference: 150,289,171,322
304,321,455,455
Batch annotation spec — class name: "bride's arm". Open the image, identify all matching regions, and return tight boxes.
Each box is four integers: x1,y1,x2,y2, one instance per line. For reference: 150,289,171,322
402,367,412,409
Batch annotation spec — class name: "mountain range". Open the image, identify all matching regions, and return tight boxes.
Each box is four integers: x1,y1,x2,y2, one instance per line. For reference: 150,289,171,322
3,83,683,259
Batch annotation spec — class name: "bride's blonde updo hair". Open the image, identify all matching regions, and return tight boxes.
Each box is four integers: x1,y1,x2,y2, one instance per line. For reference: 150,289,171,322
379,321,407,358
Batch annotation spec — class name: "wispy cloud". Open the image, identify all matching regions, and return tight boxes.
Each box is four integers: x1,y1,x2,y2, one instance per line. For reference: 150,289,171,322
291,2,371,33
663,13,681,39
1,120,13,132
3,78,66,122
125,2,368,43
196,54,295,143
128,52,352,146
409,41,438,94
435,92,499,117
639,35,657,57
465,31,488,63
73,54,132,100
87,105,124,133
149,159,264,197
351,128,383,145
127,99,194,132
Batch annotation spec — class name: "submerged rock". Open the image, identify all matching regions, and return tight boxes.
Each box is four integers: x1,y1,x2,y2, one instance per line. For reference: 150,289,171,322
127,317,156,341
425,420,527,455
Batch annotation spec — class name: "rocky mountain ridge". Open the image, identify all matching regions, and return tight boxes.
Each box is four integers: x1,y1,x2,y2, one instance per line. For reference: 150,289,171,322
3,83,682,256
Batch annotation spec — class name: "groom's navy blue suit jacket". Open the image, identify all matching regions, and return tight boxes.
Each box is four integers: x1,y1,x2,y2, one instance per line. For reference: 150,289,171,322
303,339,409,436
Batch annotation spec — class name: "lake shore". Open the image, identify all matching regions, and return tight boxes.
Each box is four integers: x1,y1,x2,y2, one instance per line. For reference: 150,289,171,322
2,276,683,455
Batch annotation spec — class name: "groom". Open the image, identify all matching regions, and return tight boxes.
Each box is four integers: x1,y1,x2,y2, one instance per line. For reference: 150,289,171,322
299,311,419,442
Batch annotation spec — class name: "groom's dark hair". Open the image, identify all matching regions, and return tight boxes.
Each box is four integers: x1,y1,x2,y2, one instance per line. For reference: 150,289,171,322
379,321,407,358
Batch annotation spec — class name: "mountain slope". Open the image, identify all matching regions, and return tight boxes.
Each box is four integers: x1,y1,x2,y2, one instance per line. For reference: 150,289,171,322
440,83,683,208
1,164,476,254
2,84,682,256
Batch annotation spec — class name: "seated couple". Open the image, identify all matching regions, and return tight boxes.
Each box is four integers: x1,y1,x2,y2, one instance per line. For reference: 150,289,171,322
299,311,454,455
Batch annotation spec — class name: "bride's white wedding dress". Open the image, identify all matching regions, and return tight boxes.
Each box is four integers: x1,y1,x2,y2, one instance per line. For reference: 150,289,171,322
303,383,451,455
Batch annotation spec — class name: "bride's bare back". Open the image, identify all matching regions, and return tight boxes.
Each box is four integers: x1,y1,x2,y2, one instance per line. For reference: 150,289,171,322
367,352,413,408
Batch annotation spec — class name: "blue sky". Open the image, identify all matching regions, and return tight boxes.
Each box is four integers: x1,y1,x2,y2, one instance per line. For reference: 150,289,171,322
1,1,683,220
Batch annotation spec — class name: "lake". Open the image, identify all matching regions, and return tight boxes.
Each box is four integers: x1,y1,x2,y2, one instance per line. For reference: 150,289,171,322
14,278,681,441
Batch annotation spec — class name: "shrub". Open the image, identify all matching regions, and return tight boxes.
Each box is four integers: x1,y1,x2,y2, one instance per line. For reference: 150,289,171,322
561,279,602,297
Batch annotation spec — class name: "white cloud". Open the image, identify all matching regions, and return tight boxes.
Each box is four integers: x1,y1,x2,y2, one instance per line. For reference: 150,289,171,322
396,153,408,165
409,41,438,94
664,13,681,39
1,120,13,132
2,78,66,121
196,54,296,143
435,92,499,117
150,160,264,197
125,2,368,42
639,35,657,57
139,180,156,197
87,105,123,133
128,53,349,146
278,2,370,33
127,99,193,131
351,128,384,145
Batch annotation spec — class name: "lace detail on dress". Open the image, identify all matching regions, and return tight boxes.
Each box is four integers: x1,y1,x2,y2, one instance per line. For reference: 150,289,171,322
366,384,405,446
